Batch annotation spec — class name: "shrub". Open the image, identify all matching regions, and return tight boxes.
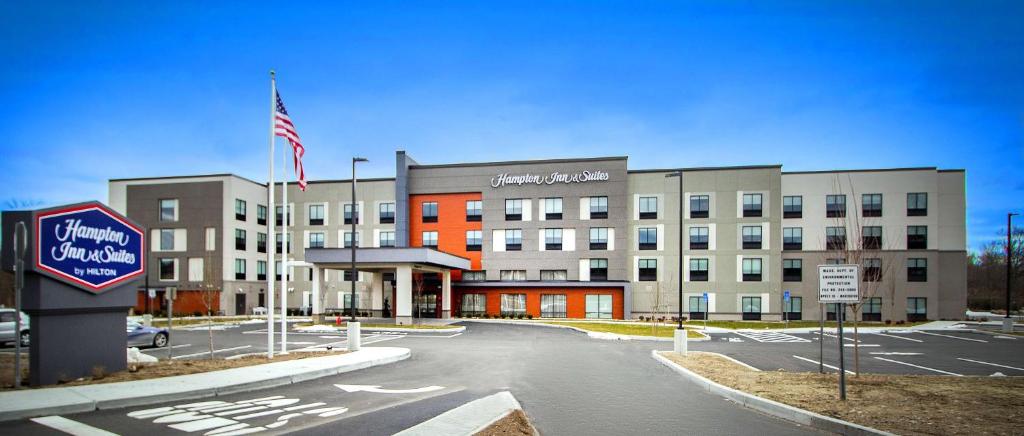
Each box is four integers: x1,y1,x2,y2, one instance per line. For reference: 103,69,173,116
527,314,533,320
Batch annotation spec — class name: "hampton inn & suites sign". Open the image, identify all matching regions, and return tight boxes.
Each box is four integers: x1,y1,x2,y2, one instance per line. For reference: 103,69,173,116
490,170,610,188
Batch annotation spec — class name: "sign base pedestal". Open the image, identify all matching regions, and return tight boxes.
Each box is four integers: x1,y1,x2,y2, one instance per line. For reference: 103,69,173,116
347,321,361,351
1003,317,1015,333
673,328,687,356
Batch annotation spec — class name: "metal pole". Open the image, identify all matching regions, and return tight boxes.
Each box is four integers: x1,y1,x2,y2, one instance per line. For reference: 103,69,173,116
677,173,683,330
167,291,174,360
819,303,824,374
838,302,846,400
1008,213,1017,327
281,141,289,354
267,70,276,359
350,158,359,321
13,222,27,389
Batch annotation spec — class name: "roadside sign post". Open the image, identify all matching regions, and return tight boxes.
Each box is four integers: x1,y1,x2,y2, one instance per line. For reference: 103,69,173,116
783,290,790,329
819,303,824,374
818,264,860,401
166,287,177,360
12,222,27,389
702,292,709,330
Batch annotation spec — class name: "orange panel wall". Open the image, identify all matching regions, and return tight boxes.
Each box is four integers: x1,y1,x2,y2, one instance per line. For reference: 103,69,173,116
134,289,220,316
452,287,624,319
408,192,482,280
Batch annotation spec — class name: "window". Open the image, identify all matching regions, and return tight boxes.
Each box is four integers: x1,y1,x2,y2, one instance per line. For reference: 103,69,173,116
639,196,658,219
275,232,291,253
308,232,325,248
505,199,522,221
461,294,486,316
783,227,802,251
235,199,247,221
235,229,246,250
742,258,762,282
742,193,762,217
826,303,845,321
344,232,360,248
541,294,567,318
826,258,846,265
907,226,927,249
159,258,175,280
379,202,395,224
863,297,882,321
257,205,267,225
590,259,608,281
590,227,609,250
862,194,882,217
234,259,246,280
590,196,608,219
638,259,658,281
742,296,762,320
379,231,396,247
689,227,709,250
466,230,482,251
275,205,292,226
160,229,174,251
689,258,709,281
826,227,846,250
907,193,928,216
500,294,527,316
421,202,438,223
741,225,762,249
585,295,613,319
159,199,177,222
342,293,355,309
344,204,360,225
688,296,708,319
505,229,522,251
783,259,802,282
421,231,438,248
308,204,325,225
863,226,882,249
540,270,567,281
690,195,709,218
638,227,658,250
466,200,482,222
864,258,882,281
257,260,267,281
275,261,283,281
826,194,846,218
545,198,563,220
257,232,267,253
783,196,802,218
544,228,563,250
907,258,927,282
784,297,803,320
907,297,927,321
500,270,527,281
462,271,485,281
342,270,357,282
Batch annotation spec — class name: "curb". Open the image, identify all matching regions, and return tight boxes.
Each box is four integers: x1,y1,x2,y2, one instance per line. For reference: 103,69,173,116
394,391,530,436
461,319,710,341
651,350,893,436
294,325,466,334
0,347,410,422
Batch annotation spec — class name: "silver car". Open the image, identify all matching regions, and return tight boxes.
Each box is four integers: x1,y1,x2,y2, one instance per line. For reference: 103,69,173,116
127,320,169,348
0,308,29,346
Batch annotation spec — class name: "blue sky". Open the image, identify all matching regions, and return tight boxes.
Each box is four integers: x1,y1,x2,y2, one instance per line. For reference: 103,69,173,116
2,1,1021,250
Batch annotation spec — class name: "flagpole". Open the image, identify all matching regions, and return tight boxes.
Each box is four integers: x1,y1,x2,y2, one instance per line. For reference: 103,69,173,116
266,70,276,359
281,139,290,354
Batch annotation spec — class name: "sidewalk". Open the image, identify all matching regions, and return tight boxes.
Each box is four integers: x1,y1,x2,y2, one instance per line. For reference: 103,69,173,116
0,347,410,422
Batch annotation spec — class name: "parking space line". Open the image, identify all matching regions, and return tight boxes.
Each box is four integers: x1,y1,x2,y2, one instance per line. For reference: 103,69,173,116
811,331,858,342
917,331,987,343
871,332,923,342
792,355,855,374
957,358,1024,372
873,357,963,376
30,416,118,436
172,345,252,359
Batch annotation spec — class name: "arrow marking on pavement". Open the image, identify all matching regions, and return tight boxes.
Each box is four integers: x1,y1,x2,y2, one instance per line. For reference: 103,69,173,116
335,384,444,394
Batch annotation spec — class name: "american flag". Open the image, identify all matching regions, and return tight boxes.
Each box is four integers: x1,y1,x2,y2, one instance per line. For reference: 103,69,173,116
274,91,307,190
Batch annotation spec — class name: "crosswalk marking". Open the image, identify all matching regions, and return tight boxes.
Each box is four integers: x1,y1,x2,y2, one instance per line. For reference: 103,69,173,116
734,331,810,343
31,416,118,436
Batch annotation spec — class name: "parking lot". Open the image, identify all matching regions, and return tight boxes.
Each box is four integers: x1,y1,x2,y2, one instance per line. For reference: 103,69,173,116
696,328,1024,376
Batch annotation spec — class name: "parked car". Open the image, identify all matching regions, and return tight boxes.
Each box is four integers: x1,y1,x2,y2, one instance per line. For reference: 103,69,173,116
0,308,29,347
127,320,169,348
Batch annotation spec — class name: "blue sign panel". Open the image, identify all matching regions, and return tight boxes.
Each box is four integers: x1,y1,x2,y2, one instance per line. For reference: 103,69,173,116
35,203,145,292
784,290,791,301
702,292,708,301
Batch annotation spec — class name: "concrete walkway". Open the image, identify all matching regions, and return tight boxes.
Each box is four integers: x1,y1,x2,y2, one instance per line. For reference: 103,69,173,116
0,347,410,422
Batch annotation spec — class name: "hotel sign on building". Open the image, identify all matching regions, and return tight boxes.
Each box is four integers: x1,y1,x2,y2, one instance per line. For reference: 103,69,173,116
490,170,611,188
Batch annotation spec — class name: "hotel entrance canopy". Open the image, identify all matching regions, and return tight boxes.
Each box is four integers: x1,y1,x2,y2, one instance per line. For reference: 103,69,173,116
302,247,470,323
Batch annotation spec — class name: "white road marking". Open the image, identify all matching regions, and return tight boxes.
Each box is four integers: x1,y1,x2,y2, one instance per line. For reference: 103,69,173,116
734,331,810,343
172,345,252,359
994,335,1018,340
873,357,963,376
957,358,1024,372
336,384,445,394
792,355,855,374
30,416,119,436
917,331,988,343
871,332,923,342
813,331,858,342
870,352,923,356
844,343,879,347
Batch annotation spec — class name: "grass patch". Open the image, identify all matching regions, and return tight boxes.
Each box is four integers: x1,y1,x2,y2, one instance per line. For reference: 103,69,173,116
359,323,460,330
680,320,929,330
543,321,705,339
148,316,264,328
660,351,1024,436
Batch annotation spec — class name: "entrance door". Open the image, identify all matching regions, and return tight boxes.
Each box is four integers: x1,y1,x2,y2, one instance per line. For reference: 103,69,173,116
414,293,437,318
235,293,247,315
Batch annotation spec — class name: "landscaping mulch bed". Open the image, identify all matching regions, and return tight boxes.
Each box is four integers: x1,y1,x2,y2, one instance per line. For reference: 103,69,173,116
661,351,1024,436
475,409,535,436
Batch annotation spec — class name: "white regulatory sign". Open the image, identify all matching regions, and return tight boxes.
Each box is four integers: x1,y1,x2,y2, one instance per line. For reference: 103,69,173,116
817,264,860,303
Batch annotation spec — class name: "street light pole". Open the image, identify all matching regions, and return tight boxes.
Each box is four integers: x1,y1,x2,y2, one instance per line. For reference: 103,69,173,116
665,172,684,327
1005,213,1018,333
351,157,368,322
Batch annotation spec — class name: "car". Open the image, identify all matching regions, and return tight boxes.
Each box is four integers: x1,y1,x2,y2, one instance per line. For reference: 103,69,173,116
0,308,30,347
127,320,169,348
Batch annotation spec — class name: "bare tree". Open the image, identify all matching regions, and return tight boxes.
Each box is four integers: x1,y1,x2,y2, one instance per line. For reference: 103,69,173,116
413,273,425,321
200,251,218,359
